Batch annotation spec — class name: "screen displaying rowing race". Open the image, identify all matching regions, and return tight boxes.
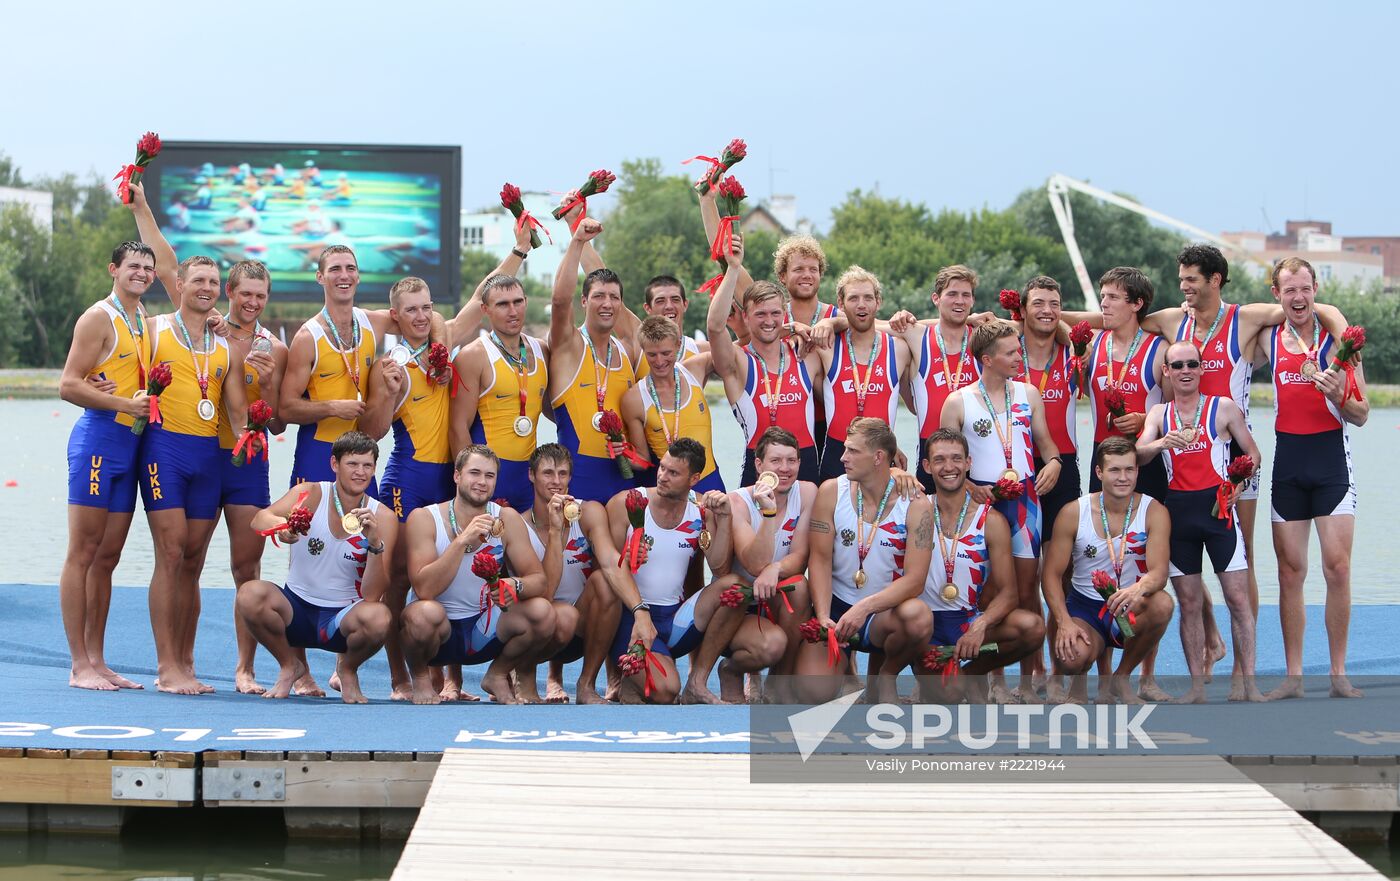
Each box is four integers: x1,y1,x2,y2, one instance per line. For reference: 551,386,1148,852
145,141,461,301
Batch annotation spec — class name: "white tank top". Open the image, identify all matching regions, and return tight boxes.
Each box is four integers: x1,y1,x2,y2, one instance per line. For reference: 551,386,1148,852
633,495,703,607
525,515,594,605
830,475,912,605
286,482,383,608
411,501,505,619
1070,494,1153,603
958,380,1035,482
920,497,992,613
731,483,806,582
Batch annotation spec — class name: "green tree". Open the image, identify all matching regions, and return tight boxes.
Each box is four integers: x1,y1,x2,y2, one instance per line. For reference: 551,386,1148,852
0,152,25,188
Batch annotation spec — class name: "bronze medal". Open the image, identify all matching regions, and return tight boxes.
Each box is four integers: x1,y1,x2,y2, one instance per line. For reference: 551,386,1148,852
854,568,868,588
341,513,361,534
1179,426,1197,443
698,530,712,551
1300,359,1318,378
590,411,604,432
513,416,534,437
941,583,959,602
490,517,504,537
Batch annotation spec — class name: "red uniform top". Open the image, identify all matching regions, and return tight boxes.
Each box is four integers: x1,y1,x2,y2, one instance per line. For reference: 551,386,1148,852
1087,329,1164,443
1268,325,1343,435
734,342,817,450
1016,339,1077,455
912,322,982,438
1160,395,1229,492
822,331,901,444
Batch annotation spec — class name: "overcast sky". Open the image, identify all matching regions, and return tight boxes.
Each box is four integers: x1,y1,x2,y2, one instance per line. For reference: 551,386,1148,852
6,0,1396,236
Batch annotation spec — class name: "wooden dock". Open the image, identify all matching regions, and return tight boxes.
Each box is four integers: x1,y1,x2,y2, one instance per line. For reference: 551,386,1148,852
392,750,1387,880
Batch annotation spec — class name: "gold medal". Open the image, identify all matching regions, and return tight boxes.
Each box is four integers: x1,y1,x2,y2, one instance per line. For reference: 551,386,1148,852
341,513,361,533
197,398,216,421
513,416,534,437
1300,359,1318,378
490,518,504,537
563,501,580,522
1000,468,1019,483
941,583,959,602
756,471,779,491
591,411,604,432
854,568,868,588
698,530,712,551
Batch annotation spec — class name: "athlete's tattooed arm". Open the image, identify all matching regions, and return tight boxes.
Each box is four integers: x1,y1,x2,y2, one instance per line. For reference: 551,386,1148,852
808,518,831,533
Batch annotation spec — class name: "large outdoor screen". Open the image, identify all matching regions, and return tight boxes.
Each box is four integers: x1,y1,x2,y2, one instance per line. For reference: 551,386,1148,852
145,141,461,303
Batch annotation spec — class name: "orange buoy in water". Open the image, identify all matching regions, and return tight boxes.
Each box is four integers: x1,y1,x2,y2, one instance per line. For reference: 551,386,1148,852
4,480,16,487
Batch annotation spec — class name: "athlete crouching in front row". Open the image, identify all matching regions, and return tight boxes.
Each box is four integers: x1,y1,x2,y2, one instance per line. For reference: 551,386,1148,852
915,429,1045,704
1040,436,1174,704
240,431,395,704
800,418,935,706
400,445,554,704
606,438,783,704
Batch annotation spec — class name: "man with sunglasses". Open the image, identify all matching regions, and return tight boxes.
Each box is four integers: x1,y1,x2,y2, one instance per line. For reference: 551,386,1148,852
1136,341,1263,703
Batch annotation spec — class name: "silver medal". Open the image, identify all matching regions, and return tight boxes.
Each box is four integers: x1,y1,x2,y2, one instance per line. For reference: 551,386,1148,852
513,416,533,437
388,344,411,367
197,398,216,421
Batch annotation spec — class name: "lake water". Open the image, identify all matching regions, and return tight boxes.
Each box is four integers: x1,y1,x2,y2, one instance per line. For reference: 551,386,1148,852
3,396,1397,603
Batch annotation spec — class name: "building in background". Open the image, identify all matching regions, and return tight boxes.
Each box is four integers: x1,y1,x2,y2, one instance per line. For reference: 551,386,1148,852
0,186,54,231
1221,219,1385,288
461,191,569,290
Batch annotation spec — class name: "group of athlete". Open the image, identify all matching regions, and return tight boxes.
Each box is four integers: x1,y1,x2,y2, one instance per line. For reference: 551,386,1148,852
58,177,1368,705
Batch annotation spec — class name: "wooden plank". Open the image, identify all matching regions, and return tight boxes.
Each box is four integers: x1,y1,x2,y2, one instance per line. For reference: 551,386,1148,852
0,757,191,808
206,759,437,809
392,751,1386,881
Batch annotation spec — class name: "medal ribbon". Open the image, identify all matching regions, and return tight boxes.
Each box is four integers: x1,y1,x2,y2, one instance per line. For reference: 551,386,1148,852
853,477,896,579
1185,303,1227,348
1099,492,1137,588
108,293,148,387
331,485,367,532
978,379,1017,475
1104,328,1145,389
492,332,530,420
847,331,883,417
747,342,789,427
646,367,684,446
320,308,362,394
1286,314,1321,376
933,491,973,600
937,322,969,392
173,312,211,403
581,329,613,417
1170,396,1206,439
1019,336,1057,394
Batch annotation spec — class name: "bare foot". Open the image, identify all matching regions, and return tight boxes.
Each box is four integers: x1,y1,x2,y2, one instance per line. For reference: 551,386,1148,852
680,680,726,705
410,673,441,705
264,659,310,699
717,660,745,704
1266,676,1305,701
482,671,521,704
337,670,369,704
603,679,622,702
1330,675,1364,699
157,672,207,696
234,669,265,695
293,673,325,697
1015,685,1044,705
1111,678,1145,705
439,681,481,702
1228,675,1267,703
1203,638,1227,684
389,683,414,702
576,682,607,705
544,680,570,703
70,668,119,691
1138,680,1173,702
97,667,144,690
989,682,1020,705
1045,681,1069,704
327,672,341,693
1174,686,1207,705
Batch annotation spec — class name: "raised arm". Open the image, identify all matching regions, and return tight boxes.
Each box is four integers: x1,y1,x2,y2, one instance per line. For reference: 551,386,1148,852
126,182,180,304
448,224,532,348
699,187,754,294
705,238,747,387
551,221,599,350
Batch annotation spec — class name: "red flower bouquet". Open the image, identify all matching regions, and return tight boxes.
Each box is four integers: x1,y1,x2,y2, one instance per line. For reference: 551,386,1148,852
1329,325,1366,403
114,131,162,204
255,488,312,546
698,175,747,297
1090,569,1136,639
991,476,1024,501
799,617,859,669
1211,455,1254,525
1069,321,1094,398
598,408,648,479
998,289,1022,321
552,169,617,225
1103,386,1134,439
618,488,648,573
473,549,517,628
425,341,452,389
618,639,668,698
499,182,548,250
231,398,274,466
130,361,173,435
686,138,747,195
920,642,999,681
